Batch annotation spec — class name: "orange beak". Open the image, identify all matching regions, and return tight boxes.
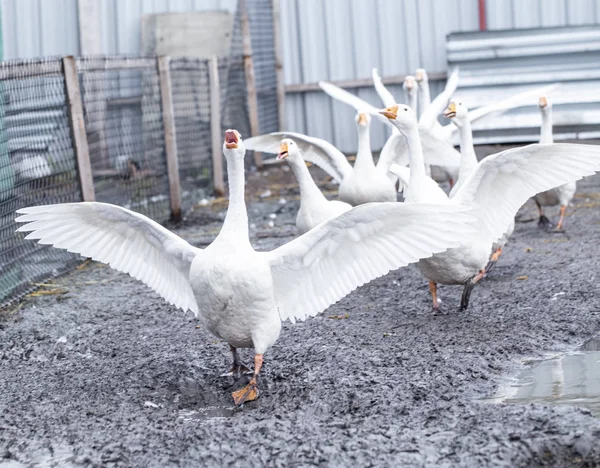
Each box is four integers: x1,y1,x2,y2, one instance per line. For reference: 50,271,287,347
379,105,399,120
539,96,548,108
358,113,368,125
277,142,289,160
443,102,457,118
225,130,239,149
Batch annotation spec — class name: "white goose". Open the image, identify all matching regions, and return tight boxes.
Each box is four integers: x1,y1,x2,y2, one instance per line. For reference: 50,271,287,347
276,138,351,234
246,111,397,206
534,96,576,231
381,105,600,312
444,100,515,270
16,129,478,405
319,79,459,184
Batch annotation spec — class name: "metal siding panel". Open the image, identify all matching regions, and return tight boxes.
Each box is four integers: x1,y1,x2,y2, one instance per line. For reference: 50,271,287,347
416,0,437,69
457,0,479,31
296,0,333,142
401,0,423,72
284,94,306,134
14,0,40,58
566,0,597,25
101,0,118,54
349,0,386,149
512,0,541,28
1,0,18,59
280,0,302,85
115,0,143,54
448,25,600,143
323,0,356,149
168,0,193,12
485,0,513,30
39,0,79,56
375,0,407,75
540,0,567,27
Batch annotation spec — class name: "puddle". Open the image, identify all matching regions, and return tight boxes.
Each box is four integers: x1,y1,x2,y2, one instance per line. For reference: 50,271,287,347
486,336,600,417
178,405,234,425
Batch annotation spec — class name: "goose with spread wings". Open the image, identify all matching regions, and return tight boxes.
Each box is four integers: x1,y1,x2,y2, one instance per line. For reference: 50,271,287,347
381,104,600,312
245,111,397,206
16,129,478,406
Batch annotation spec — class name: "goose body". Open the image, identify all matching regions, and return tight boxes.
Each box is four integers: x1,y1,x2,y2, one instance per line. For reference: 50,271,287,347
382,104,600,311
445,100,514,268
16,129,478,404
534,96,577,231
245,112,396,206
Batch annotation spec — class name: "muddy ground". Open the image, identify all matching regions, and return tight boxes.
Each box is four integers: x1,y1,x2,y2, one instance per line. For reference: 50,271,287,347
1,151,600,467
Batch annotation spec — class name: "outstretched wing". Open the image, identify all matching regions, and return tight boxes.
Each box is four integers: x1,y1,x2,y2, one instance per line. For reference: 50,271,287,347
466,84,558,126
377,132,409,181
267,202,475,322
319,81,390,125
16,202,200,314
419,67,460,129
419,127,462,169
372,68,397,107
245,132,352,183
453,143,600,243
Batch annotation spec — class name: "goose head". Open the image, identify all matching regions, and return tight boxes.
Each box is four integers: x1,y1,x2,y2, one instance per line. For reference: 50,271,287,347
355,111,371,128
415,68,428,87
276,138,301,162
223,129,245,155
379,104,418,131
443,100,468,127
539,96,552,112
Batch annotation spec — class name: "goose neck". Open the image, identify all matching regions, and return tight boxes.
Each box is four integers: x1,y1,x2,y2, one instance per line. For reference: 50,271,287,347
354,124,375,171
540,108,553,144
288,156,326,201
457,120,478,177
220,154,249,240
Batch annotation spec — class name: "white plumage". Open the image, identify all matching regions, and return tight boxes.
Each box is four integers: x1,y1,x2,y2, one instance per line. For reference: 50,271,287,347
16,129,478,404
381,104,600,311
534,96,576,231
276,138,351,234
246,111,397,206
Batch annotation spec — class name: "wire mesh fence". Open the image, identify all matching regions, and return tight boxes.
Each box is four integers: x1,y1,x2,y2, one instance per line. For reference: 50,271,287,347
246,0,279,135
0,58,82,306
0,0,281,309
77,57,171,224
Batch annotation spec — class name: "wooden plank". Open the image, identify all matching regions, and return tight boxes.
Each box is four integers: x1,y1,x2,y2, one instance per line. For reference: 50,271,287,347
239,0,262,168
209,56,225,197
62,56,95,202
284,72,448,93
271,0,285,131
157,56,182,222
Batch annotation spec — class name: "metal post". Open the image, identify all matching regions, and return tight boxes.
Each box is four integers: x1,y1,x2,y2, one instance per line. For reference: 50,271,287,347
239,0,262,168
157,56,182,222
63,56,95,202
208,56,225,197
271,0,285,131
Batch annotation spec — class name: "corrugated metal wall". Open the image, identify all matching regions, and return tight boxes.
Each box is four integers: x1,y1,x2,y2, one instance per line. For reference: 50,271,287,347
2,0,600,152
0,0,237,59
280,0,600,152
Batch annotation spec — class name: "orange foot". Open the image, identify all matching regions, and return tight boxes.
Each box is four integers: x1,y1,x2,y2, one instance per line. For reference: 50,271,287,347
232,381,259,406
490,247,502,263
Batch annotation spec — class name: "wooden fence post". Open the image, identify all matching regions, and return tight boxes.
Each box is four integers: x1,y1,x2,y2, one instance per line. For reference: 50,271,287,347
157,56,182,223
239,0,262,168
271,0,285,131
208,56,225,197
62,56,95,202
